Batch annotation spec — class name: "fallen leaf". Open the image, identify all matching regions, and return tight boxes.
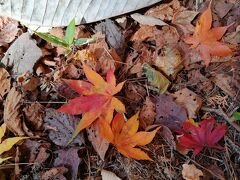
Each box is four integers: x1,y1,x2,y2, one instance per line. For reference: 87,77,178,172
57,64,125,141
0,123,27,164
34,146,50,164
182,164,203,180
0,68,11,99
139,97,156,129
142,63,170,93
159,125,176,149
172,10,199,35
1,32,42,75
145,0,182,21
124,83,146,103
95,19,125,57
0,17,19,46
39,167,68,180
23,102,44,131
178,117,227,156
4,87,32,136
21,76,40,92
101,169,121,180
100,113,160,160
171,88,202,118
155,94,188,130
213,0,233,18
184,1,233,66
54,147,81,180
44,108,84,147
87,120,109,160
131,13,168,26
213,73,236,97
155,46,183,77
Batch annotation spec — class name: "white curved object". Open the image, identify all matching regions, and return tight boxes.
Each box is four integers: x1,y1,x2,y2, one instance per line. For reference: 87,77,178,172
0,0,161,27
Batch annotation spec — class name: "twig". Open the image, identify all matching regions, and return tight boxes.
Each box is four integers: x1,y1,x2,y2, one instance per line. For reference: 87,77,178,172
201,106,240,132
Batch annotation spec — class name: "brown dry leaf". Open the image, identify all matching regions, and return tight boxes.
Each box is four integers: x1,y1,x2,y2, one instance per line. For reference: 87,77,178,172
87,119,109,160
0,17,19,46
172,10,199,35
0,68,11,99
131,25,160,42
34,146,50,164
39,167,68,180
21,76,40,92
49,27,65,55
124,83,146,103
131,13,168,26
182,164,203,180
101,170,121,180
159,125,176,149
4,87,30,136
155,94,188,130
224,25,240,45
139,97,156,129
145,0,182,21
23,102,44,131
213,0,234,18
155,46,183,77
213,74,236,98
171,88,202,119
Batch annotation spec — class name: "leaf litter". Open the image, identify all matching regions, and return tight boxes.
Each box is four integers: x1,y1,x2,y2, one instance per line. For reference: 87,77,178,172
0,0,239,179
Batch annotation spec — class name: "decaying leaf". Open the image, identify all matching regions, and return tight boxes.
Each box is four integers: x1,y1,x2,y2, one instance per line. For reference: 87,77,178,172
0,68,11,99
213,73,236,97
184,1,233,66
139,97,156,129
39,167,68,180
1,32,42,75
101,170,121,180
0,17,19,46
178,117,227,156
100,113,160,160
57,64,125,142
155,94,188,130
54,148,81,180
172,88,202,118
172,10,199,35
142,63,170,93
159,125,176,149
0,123,27,164
182,164,203,180
155,46,183,77
131,13,168,26
44,108,84,147
23,103,44,131
87,120,109,160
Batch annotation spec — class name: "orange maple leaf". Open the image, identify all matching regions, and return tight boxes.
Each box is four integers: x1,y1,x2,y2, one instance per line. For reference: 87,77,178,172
57,64,125,141
100,113,160,160
184,0,233,66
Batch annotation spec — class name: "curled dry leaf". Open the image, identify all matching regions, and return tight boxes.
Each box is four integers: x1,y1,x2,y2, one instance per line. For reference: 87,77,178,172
155,46,183,77
1,32,42,75
4,87,32,136
0,17,19,46
23,102,44,131
101,169,121,180
54,148,81,180
139,97,156,129
172,10,199,35
87,120,109,160
182,164,203,180
143,63,170,93
171,88,202,119
44,108,84,147
0,68,11,99
155,94,188,130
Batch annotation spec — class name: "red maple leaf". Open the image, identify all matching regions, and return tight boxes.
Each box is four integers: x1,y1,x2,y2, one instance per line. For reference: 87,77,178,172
57,64,125,141
184,0,233,66
178,117,227,156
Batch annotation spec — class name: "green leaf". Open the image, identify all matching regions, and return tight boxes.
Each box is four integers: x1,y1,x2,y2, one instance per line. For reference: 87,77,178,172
142,63,170,93
232,112,240,121
73,38,96,46
65,19,75,45
36,32,69,47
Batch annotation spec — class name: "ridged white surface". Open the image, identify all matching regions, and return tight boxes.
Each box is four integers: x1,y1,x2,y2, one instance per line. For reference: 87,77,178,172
0,0,161,26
